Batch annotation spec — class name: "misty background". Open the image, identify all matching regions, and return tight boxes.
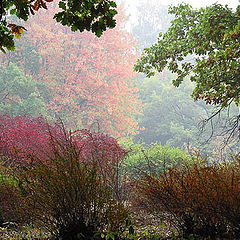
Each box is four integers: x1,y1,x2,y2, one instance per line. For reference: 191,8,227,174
0,0,239,159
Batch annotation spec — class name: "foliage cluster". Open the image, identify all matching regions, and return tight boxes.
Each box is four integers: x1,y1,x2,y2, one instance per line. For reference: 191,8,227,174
0,6,141,137
134,157,240,239
135,3,240,109
134,72,240,155
134,72,205,147
0,114,59,164
0,0,118,52
123,140,191,178
0,63,48,117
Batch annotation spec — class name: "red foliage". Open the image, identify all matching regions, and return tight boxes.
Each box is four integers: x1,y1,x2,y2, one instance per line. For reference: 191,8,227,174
0,115,127,171
0,115,56,163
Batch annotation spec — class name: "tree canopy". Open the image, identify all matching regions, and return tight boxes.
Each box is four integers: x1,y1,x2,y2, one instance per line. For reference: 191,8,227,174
135,3,240,109
0,6,141,136
0,0,117,53
0,63,48,117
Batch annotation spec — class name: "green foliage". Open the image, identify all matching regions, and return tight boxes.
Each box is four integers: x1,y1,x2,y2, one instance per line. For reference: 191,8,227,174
134,73,208,147
55,0,117,37
6,40,41,75
135,3,240,108
122,139,191,178
134,72,240,154
0,0,117,52
0,63,48,117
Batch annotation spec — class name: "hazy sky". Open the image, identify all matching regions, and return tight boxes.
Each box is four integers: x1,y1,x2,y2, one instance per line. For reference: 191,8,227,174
120,0,239,29
125,0,239,9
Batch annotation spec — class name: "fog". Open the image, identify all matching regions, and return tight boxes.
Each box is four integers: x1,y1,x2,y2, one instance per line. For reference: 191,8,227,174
0,0,239,160
1,0,240,238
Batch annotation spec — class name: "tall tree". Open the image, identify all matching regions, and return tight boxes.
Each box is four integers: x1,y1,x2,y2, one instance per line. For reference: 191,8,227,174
2,7,142,137
134,72,204,147
135,3,240,109
135,3,240,139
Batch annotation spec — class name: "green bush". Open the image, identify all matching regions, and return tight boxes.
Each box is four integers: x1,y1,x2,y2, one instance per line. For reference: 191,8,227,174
0,164,26,226
122,141,191,178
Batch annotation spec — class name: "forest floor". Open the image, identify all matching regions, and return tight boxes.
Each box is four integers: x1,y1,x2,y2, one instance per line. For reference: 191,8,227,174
0,213,177,240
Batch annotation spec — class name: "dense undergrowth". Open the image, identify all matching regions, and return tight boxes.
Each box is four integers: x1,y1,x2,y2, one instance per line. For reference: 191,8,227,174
0,115,240,239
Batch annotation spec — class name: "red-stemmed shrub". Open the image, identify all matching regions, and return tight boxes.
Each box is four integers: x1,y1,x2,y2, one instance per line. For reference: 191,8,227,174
134,157,240,239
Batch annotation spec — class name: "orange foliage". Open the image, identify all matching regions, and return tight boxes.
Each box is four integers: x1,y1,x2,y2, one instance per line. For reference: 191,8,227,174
5,5,142,136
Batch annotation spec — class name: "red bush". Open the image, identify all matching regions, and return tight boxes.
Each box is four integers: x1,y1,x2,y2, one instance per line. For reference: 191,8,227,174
12,125,129,239
0,115,126,159
0,114,128,198
0,115,59,164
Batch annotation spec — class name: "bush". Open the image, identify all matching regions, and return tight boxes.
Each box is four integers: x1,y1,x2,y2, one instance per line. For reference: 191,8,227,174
134,157,240,239
12,125,129,240
123,141,191,178
0,164,27,226
0,114,128,200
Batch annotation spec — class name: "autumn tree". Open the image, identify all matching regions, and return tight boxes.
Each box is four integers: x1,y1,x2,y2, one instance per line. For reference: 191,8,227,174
2,6,142,137
0,0,117,52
